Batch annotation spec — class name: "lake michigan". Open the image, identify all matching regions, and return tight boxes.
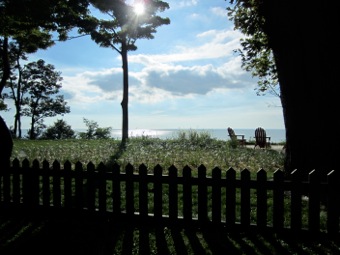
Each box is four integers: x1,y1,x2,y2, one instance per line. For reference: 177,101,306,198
110,128,286,143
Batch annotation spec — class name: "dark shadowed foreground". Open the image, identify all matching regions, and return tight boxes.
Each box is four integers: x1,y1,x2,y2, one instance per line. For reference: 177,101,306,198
1,211,339,255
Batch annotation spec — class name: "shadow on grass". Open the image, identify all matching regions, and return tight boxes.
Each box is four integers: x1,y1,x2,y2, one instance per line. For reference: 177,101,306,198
1,212,339,255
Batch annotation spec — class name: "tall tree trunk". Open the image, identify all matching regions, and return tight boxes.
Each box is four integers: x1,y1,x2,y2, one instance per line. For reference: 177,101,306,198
0,37,10,95
121,42,129,143
30,115,35,139
261,2,339,177
0,38,13,171
0,116,13,172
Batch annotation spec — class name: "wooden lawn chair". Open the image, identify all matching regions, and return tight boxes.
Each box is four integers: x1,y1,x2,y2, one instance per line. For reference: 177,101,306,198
254,127,271,149
227,127,246,147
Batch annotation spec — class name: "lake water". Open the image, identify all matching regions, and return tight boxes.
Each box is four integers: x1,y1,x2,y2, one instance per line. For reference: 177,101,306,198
109,128,286,143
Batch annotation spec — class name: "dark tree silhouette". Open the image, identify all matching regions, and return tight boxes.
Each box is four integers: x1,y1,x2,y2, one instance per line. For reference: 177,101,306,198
89,0,170,143
20,60,70,139
228,1,339,176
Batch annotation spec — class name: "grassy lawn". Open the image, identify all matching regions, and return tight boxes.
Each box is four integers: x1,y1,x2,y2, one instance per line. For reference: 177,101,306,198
2,132,338,254
10,131,285,176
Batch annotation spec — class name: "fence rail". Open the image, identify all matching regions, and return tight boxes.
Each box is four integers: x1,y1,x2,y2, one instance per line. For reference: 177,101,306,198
0,158,339,235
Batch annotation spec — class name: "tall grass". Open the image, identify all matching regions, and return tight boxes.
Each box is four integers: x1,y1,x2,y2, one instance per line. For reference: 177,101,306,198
11,130,284,176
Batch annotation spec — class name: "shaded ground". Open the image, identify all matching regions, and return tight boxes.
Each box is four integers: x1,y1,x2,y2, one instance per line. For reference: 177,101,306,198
0,212,339,255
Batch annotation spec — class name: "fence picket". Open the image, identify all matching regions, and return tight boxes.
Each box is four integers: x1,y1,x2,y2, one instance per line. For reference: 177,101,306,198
212,167,221,224
257,169,267,228
327,170,340,235
52,160,61,208
225,168,236,227
198,165,208,224
125,164,135,216
64,161,72,209
241,169,251,228
1,159,338,235
22,158,31,207
273,169,284,230
169,165,178,221
291,169,302,231
86,162,96,212
183,165,192,223
308,170,320,232
153,164,163,220
98,162,107,213
74,161,84,210
139,164,148,218
12,158,20,205
112,163,121,216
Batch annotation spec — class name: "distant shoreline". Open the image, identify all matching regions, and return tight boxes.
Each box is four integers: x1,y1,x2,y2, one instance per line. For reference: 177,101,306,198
107,128,286,143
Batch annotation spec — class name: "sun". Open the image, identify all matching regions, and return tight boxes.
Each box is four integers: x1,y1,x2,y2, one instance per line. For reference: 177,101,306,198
133,3,145,15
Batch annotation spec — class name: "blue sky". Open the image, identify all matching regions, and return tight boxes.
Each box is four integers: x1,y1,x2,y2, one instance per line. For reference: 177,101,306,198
2,0,284,131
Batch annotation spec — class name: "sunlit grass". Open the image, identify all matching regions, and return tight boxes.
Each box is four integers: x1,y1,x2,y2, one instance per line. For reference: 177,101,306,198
11,130,284,176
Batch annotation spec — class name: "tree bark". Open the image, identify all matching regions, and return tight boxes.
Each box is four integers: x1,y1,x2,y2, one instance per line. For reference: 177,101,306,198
121,42,129,143
261,2,339,177
0,37,10,95
0,116,13,172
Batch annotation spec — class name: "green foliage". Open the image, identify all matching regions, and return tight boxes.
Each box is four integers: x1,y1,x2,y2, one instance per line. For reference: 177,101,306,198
227,1,280,98
19,59,70,139
41,119,75,140
11,137,284,174
78,118,112,139
89,0,170,53
88,0,170,141
0,98,7,111
0,0,94,94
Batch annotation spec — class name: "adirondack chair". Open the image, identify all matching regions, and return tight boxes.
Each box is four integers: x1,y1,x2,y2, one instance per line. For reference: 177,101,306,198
227,127,246,147
254,127,271,149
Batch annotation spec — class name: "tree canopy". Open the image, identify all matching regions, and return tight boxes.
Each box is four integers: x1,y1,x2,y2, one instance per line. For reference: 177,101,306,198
88,0,170,142
227,0,339,176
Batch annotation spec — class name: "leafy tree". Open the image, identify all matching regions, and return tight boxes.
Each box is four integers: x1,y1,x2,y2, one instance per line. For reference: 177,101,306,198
89,0,170,142
227,1,339,176
2,41,32,138
20,59,70,140
0,0,95,166
78,118,112,139
227,2,279,99
41,119,75,140
0,98,7,111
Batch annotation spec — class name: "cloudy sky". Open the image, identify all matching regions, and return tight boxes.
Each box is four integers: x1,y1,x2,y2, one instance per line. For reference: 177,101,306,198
2,0,284,131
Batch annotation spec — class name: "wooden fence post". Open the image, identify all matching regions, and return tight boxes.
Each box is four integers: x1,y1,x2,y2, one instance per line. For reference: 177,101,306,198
308,169,320,233
75,161,84,210
125,163,135,217
257,169,267,229
64,161,72,209
169,165,178,222
12,158,21,205
52,160,61,209
327,170,340,235
183,165,192,224
241,169,251,228
198,164,208,224
273,169,284,231
225,168,236,228
290,169,302,231
98,162,107,213
42,160,50,208
153,164,163,220
139,164,148,219
212,167,221,224
22,159,31,207
86,162,96,212
111,163,121,216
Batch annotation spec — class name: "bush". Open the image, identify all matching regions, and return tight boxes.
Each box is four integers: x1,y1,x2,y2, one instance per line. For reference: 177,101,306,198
41,119,75,139
78,118,112,139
